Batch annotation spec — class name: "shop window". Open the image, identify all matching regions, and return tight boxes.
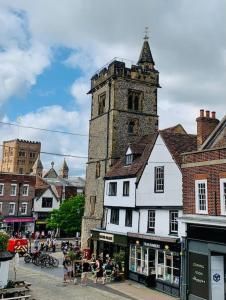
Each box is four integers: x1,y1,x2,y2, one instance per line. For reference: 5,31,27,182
0,184,4,196
110,208,119,225
123,181,130,196
125,154,133,165
157,251,180,286
42,197,53,208
10,184,17,196
108,182,117,196
98,93,106,115
96,161,101,178
9,202,15,215
220,179,226,215
169,210,178,235
154,166,164,193
125,210,132,227
22,184,29,196
129,245,149,276
195,180,208,214
147,210,155,233
21,203,27,215
90,196,96,216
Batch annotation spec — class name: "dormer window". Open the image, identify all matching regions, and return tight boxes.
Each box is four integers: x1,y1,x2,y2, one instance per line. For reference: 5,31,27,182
125,154,133,165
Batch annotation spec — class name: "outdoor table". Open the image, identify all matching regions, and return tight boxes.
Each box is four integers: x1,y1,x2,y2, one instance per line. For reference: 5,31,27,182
0,286,30,298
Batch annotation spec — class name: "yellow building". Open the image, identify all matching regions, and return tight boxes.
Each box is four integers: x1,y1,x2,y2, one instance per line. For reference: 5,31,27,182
1,139,41,174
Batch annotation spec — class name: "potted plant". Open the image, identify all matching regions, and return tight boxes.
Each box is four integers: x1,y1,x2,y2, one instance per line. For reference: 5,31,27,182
0,230,14,288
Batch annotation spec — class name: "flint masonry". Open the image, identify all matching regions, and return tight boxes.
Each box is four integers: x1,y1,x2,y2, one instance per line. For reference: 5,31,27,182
81,35,160,248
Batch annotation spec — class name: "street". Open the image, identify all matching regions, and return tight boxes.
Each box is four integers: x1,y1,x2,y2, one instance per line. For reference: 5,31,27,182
8,252,177,300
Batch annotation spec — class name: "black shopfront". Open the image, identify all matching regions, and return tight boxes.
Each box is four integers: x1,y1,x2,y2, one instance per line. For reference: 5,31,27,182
184,224,226,300
128,233,181,298
90,229,129,275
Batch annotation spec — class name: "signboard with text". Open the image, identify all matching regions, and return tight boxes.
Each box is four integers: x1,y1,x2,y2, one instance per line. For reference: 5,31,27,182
189,252,209,299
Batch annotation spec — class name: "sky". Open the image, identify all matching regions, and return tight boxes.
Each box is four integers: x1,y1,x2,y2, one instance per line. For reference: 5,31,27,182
0,0,225,176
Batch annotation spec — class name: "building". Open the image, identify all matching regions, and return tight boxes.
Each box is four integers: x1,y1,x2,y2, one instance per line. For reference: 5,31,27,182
1,139,41,174
91,125,197,297
33,161,85,232
180,110,226,300
81,35,160,248
0,173,36,233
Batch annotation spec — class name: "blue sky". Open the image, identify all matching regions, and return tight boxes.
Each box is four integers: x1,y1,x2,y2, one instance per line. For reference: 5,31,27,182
0,0,225,176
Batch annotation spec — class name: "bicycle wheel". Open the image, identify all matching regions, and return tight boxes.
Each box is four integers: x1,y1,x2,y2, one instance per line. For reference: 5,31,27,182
24,255,31,263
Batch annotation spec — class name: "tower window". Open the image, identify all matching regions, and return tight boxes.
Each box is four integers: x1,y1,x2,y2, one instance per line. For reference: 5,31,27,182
128,121,135,134
96,161,100,178
98,93,106,115
128,90,143,111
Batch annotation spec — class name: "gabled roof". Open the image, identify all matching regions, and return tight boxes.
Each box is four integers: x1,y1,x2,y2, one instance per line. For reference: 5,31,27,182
35,185,59,201
105,133,158,180
159,130,197,167
200,115,226,150
43,167,58,178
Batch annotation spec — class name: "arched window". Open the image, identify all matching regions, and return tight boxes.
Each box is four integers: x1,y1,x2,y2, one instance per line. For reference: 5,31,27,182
134,96,139,111
128,94,133,110
128,121,135,134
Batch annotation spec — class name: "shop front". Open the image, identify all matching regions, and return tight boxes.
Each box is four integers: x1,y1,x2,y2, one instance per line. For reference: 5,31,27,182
34,212,50,232
185,223,226,300
3,217,35,234
128,233,181,297
90,229,129,276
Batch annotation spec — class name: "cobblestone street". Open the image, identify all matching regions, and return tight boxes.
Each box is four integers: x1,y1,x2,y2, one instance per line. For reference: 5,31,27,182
8,253,178,300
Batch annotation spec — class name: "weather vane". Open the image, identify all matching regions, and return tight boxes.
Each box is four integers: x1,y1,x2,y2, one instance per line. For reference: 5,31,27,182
144,26,149,40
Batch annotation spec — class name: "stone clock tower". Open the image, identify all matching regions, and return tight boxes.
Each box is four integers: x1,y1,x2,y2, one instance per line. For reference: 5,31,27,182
81,35,160,248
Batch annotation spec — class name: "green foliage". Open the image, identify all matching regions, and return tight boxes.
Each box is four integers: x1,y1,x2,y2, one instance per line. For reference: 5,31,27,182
68,250,76,261
46,194,85,235
0,231,9,251
113,250,125,264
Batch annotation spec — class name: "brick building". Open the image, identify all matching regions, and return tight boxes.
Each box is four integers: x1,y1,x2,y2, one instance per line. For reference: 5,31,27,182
1,139,41,174
81,36,160,248
180,110,226,300
0,173,36,233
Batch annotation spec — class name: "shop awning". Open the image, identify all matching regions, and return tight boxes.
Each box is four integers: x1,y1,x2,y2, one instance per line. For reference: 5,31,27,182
4,217,35,223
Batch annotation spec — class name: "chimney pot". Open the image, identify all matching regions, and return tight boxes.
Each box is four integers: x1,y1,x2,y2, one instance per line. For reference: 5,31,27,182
200,109,204,117
206,110,210,118
211,111,216,119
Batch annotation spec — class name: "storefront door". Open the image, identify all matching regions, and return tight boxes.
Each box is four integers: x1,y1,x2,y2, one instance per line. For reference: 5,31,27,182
211,255,224,300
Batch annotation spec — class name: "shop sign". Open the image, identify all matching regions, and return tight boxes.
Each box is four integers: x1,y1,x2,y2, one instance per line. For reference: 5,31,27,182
189,252,208,299
143,242,160,249
99,233,114,243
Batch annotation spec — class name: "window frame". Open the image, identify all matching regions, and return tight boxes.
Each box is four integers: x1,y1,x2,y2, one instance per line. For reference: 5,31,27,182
41,197,53,208
125,154,133,165
220,178,226,215
108,182,117,196
0,202,2,213
125,209,133,227
21,202,28,215
123,181,130,196
195,179,208,214
169,210,178,235
147,210,155,233
10,184,17,196
0,183,4,196
110,208,119,225
9,202,16,215
22,184,29,196
154,166,164,193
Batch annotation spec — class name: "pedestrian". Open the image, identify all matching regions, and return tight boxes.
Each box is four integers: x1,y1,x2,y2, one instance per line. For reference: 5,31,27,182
34,239,40,251
52,238,57,252
93,259,104,284
81,259,90,286
63,256,70,283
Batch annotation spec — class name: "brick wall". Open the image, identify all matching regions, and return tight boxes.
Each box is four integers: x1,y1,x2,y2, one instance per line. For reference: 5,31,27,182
182,148,226,215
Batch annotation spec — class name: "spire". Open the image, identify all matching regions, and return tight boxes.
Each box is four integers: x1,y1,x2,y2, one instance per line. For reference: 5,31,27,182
32,154,43,177
138,27,155,69
59,158,69,179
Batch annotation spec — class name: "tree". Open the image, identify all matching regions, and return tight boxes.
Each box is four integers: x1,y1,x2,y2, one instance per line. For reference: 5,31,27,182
46,194,85,236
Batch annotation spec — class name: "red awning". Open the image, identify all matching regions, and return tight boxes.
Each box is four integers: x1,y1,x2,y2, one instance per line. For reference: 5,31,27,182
4,217,35,223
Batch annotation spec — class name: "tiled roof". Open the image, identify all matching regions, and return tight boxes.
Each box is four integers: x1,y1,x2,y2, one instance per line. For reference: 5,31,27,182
105,133,158,180
160,130,197,166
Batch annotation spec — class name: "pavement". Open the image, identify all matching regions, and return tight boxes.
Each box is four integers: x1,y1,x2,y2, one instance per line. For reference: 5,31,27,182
8,251,178,300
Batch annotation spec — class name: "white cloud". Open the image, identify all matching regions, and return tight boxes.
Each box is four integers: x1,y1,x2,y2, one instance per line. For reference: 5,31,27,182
0,106,88,176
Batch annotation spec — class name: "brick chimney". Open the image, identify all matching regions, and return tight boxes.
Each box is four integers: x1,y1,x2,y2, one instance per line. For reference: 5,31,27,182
196,109,220,148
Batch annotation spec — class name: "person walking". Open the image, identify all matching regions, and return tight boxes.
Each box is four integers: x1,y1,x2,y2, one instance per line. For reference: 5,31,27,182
63,256,70,283
93,259,105,284
80,259,90,286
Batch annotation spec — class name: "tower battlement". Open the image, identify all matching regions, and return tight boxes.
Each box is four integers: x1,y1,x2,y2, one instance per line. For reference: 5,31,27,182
90,59,159,92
